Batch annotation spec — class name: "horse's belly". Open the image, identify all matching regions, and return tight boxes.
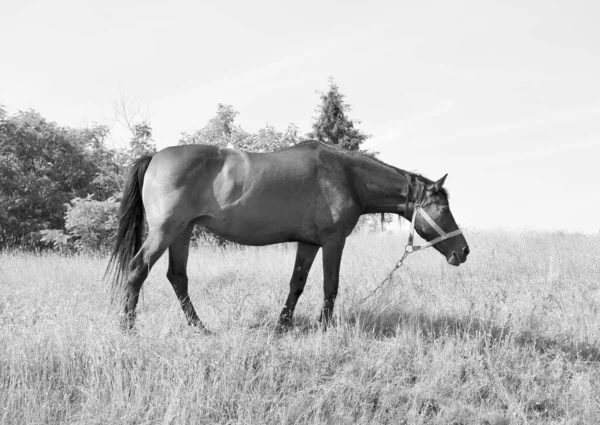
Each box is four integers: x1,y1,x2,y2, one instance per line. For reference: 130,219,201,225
197,213,317,246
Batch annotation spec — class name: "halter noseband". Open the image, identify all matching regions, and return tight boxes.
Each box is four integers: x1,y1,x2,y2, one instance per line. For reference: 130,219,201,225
404,178,463,253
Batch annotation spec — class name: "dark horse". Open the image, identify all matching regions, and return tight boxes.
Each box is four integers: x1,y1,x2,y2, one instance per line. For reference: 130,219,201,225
106,140,470,331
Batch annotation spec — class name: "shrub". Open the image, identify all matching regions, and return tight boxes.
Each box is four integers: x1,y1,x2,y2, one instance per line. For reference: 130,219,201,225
39,229,72,252
44,196,120,253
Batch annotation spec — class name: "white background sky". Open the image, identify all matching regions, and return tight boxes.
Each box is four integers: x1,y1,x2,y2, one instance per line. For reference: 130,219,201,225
1,0,599,233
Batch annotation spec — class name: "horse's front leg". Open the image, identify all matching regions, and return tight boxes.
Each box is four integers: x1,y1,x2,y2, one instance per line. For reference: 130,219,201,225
320,237,346,328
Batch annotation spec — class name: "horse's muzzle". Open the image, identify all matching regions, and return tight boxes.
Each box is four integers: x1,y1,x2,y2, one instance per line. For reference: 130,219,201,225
448,246,469,266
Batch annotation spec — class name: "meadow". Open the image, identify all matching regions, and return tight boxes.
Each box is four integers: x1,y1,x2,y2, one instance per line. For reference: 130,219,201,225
1,230,600,424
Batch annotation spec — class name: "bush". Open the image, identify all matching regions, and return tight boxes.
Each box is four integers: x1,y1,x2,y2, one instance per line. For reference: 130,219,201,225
41,196,119,253
67,196,119,252
39,229,72,252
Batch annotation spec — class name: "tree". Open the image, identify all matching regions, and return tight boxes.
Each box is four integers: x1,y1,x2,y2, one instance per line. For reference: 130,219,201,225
112,97,157,164
69,123,123,197
308,79,393,231
237,123,300,153
179,104,244,148
128,122,157,159
0,105,150,249
0,109,106,247
307,78,371,152
179,104,299,153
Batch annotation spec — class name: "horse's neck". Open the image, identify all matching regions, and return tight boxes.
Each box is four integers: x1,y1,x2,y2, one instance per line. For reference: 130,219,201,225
350,156,410,215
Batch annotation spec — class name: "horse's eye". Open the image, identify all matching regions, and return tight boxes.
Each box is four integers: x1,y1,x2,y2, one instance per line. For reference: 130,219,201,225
442,206,450,212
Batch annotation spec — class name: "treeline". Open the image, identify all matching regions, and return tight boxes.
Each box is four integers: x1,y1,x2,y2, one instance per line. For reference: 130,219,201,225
0,79,387,252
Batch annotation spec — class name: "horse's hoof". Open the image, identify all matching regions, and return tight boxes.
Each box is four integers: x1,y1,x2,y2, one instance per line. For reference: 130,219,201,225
275,322,292,334
120,320,136,333
193,325,213,336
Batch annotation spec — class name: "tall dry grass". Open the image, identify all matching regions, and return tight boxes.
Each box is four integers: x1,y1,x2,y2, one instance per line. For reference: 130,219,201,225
1,230,600,424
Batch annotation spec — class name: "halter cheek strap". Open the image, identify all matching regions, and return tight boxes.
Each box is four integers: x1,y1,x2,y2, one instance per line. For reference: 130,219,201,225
404,180,463,253
407,206,463,252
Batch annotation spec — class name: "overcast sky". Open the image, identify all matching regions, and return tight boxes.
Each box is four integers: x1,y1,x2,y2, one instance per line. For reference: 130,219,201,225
1,0,599,233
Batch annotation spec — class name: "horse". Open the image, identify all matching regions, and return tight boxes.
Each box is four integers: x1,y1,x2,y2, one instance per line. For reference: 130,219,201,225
106,140,470,332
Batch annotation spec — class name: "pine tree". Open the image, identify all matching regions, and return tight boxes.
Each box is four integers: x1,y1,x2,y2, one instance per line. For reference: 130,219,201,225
309,79,391,231
308,78,370,151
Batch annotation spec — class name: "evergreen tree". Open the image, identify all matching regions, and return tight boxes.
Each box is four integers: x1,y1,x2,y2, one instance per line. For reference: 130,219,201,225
308,78,370,151
309,79,392,231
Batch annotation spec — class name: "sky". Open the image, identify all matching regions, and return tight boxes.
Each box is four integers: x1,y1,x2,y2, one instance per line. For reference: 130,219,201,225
1,0,599,233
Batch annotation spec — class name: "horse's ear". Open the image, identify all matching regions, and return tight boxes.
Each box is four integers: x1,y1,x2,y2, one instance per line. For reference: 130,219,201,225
427,174,448,193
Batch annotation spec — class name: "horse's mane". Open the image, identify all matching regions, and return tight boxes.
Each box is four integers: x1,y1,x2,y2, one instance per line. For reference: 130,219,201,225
293,140,450,199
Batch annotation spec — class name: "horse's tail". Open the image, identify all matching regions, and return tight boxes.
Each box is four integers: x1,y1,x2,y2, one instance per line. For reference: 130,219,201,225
105,155,154,302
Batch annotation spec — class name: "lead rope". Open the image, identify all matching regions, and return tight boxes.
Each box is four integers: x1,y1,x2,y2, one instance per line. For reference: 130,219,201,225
350,181,463,311
349,182,422,311
349,248,411,311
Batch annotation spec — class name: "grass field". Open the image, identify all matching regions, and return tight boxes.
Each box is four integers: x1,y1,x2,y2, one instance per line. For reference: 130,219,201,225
1,230,600,424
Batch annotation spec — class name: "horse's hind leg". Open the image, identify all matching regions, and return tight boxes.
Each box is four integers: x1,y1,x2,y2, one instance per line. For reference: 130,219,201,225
123,219,188,330
277,242,320,331
166,224,207,331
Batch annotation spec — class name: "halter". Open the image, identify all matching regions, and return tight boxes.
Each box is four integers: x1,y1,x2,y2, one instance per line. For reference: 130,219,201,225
403,179,463,254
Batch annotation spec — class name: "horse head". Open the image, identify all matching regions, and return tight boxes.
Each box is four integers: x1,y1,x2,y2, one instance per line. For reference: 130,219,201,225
410,174,470,266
